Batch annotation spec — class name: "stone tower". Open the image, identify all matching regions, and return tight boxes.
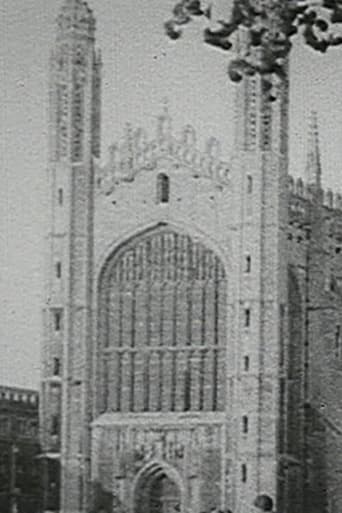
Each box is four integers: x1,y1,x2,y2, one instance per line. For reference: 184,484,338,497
230,35,290,509
41,0,101,511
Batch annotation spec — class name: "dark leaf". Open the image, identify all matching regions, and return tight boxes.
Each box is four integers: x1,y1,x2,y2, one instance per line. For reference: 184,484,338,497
304,10,318,25
186,0,203,16
203,4,212,19
204,28,232,50
228,61,243,82
262,79,273,92
213,20,237,38
315,18,329,32
329,34,342,45
164,20,182,40
283,23,298,37
323,0,337,10
172,2,191,24
331,8,342,23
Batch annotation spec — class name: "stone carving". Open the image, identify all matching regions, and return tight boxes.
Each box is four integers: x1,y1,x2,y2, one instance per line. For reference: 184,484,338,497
98,107,230,194
106,424,222,477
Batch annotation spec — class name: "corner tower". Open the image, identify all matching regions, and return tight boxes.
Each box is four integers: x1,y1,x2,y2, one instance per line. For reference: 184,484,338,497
41,0,101,511
230,30,290,511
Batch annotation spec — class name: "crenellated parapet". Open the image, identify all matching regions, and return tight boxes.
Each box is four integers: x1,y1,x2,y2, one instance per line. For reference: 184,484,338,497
288,175,342,212
287,174,342,259
97,107,231,195
0,386,39,407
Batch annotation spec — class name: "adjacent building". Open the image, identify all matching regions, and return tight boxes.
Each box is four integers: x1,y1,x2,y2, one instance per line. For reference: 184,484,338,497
40,1,342,512
0,386,40,513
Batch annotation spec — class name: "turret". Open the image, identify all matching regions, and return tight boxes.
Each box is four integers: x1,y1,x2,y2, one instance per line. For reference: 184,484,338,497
41,0,101,511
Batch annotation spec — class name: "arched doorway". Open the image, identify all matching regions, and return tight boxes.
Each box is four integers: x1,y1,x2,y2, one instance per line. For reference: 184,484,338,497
134,463,181,513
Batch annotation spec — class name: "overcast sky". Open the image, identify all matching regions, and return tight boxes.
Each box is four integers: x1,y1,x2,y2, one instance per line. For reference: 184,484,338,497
1,0,342,389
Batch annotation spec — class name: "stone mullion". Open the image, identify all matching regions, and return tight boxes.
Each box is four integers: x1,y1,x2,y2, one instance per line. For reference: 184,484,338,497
212,262,220,411
158,283,165,411
203,280,215,410
121,351,131,413
149,282,161,410
175,283,188,411
217,277,227,411
134,278,147,411
162,282,173,411
149,351,160,412
171,276,178,411
144,240,152,411
190,351,201,411
107,280,119,411
130,281,136,411
117,281,123,411
199,282,206,410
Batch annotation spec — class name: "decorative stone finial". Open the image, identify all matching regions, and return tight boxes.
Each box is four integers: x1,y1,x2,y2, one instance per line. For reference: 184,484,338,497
305,110,322,189
57,0,96,39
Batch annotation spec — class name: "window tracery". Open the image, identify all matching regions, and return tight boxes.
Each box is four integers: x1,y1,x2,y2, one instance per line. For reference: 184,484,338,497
98,227,227,413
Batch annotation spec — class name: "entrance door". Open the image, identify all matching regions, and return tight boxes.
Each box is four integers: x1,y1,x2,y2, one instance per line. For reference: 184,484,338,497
135,472,180,513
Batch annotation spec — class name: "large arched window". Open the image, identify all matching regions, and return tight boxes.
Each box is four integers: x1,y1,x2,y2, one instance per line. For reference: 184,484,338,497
97,225,227,413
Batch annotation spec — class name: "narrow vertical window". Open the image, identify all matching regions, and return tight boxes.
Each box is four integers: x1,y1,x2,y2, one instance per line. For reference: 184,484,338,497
51,415,59,436
335,325,341,359
242,415,249,434
247,175,253,194
157,173,169,203
241,464,247,483
244,308,251,327
58,188,63,206
54,312,61,332
53,357,60,376
56,262,62,278
245,255,251,273
184,369,191,411
244,355,250,371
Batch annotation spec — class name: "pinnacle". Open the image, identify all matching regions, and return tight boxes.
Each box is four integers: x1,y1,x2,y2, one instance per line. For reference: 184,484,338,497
58,0,95,37
305,110,322,188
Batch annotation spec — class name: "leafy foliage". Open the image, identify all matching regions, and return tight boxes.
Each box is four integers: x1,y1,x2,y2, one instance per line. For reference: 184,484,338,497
165,0,342,89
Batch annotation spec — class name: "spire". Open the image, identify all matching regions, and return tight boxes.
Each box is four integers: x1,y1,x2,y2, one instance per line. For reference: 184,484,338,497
305,111,322,188
57,0,96,40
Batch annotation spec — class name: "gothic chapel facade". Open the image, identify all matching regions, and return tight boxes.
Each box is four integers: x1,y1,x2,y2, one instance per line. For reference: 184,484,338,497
40,1,342,513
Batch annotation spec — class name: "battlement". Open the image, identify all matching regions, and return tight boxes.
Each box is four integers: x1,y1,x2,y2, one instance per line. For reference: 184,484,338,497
0,385,39,407
288,175,342,212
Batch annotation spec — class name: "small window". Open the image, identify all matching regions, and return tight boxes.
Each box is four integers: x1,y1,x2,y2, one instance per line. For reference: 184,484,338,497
244,355,250,371
56,262,62,278
54,312,61,332
245,255,251,273
58,188,63,206
244,308,251,327
335,325,341,359
247,175,253,194
241,464,247,483
51,415,59,436
157,173,169,203
330,275,336,292
242,415,249,434
53,357,60,376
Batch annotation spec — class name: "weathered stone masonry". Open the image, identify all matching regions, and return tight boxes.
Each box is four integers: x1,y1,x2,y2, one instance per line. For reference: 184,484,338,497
41,2,342,513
